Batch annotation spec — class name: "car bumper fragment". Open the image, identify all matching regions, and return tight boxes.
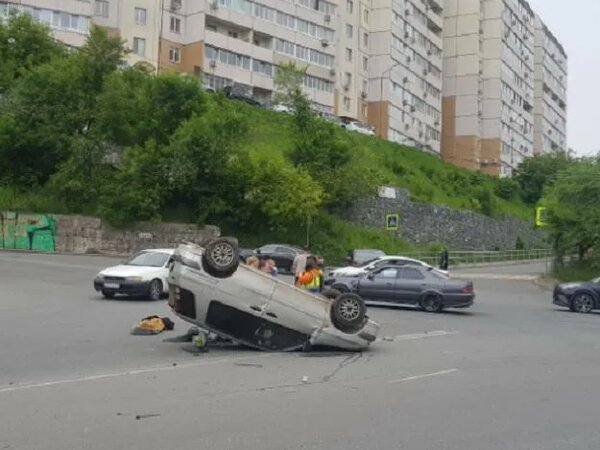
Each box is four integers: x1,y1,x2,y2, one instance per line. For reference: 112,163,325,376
94,278,151,296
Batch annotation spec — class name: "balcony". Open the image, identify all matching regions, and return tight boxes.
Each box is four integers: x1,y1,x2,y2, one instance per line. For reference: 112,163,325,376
204,30,273,63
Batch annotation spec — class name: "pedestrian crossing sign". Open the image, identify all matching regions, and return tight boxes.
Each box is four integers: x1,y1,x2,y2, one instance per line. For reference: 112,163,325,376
535,206,547,227
386,214,399,230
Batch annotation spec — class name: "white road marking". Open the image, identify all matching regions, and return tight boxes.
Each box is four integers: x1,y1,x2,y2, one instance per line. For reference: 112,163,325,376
377,330,459,342
0,354,273,395
389,368,459,384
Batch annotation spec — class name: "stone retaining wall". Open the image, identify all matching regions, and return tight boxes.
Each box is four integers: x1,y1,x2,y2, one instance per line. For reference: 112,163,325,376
55,215,219,255
338,188,545,250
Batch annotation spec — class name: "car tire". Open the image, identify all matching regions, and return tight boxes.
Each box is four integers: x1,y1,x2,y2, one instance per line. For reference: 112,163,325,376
101,290,115,299
571,292,594,313
420,293,444,313
202,237,240,278
321,288,342,300
149,279,163,301
331,293,367,333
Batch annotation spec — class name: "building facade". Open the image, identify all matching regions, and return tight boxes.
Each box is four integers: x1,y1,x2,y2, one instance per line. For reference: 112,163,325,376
533,14,567,154
368,0,444,154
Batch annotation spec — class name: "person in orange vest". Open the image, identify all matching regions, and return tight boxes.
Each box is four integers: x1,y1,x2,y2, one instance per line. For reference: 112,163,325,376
296,258,323,293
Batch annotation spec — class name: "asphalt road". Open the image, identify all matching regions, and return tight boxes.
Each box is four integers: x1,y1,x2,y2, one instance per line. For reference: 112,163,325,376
2,252,600,450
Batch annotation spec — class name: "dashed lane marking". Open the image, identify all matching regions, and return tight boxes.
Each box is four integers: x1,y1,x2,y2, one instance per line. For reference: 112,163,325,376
389,368,459,384
377,330,459,343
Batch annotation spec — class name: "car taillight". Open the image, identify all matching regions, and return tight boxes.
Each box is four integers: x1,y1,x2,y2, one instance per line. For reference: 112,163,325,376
462,284,473,294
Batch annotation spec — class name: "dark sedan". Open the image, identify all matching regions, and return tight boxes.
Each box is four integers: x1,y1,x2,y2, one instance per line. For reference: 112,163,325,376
240,244,323,273
335,265,474,312
553,278,600,313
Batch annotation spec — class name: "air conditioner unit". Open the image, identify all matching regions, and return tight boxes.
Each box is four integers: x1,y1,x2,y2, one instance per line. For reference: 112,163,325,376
324,14,331,23
406,56,412,63
405,8,410,15
402,99,408,106
404,31,410,39
434,120,440,126
209,59,217,68
209,0,218,9
427,49,432,56
361,90,367,98
321,38,329,47
329,68,336,76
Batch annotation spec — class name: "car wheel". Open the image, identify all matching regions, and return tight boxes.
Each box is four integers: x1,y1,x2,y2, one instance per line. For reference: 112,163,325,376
420,293,444,313
149,279,163,301
331,293,367,333
571,292,594,313
202,237,240,278
101,290,115,299
321,288,342,300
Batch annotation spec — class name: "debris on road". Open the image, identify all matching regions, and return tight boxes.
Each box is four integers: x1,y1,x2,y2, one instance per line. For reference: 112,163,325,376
163,326,200,343
135,414,161,420
130,316,175,335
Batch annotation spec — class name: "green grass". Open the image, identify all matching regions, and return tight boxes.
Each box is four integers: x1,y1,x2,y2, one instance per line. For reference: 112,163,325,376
552,261,600,282
0,186,69,214
239,103,532,221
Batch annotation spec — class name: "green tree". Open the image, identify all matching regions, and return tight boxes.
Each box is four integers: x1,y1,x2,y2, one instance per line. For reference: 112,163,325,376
273,62,307,106
544,158,600,266
494,177,519,200
0,13,65,92
514,152,572,204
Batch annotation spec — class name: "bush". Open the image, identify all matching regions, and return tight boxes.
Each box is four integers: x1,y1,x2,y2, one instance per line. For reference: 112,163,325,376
475,186,496,217
515,235,525,250
494,177,519,200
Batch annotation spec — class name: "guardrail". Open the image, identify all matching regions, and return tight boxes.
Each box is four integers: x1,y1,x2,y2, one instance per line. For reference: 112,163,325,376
401,249,553,267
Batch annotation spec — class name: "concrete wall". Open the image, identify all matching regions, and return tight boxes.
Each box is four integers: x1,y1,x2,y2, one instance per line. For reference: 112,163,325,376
338,188,545,250
55,215,220,256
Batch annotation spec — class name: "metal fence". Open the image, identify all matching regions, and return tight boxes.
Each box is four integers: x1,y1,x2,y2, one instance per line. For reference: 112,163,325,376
401,249,553,267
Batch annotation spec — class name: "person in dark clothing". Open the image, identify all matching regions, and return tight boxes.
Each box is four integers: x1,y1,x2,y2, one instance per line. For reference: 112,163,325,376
439,248,449,271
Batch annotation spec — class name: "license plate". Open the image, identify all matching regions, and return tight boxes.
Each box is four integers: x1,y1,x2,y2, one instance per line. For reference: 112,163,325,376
104,282,120,289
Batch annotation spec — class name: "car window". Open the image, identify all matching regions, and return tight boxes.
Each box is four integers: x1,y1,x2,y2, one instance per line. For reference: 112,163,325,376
276,246,296,254
259,245,277,253
400,267,425,280
125,252,170,267
374,268,399,279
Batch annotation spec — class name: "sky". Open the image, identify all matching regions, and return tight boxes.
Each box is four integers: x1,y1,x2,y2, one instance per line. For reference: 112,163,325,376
526,0,600,156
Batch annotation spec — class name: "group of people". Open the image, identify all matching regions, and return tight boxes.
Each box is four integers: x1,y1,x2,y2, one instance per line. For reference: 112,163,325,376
244,246,323,293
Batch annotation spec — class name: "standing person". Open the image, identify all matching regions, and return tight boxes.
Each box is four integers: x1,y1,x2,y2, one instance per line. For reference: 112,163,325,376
291,246,309,284
245,256,260,269
296,258,323,294
259,259,278,276
439,248,449,271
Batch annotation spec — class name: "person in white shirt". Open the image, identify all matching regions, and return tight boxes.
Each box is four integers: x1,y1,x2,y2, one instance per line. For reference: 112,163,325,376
291,247,309,283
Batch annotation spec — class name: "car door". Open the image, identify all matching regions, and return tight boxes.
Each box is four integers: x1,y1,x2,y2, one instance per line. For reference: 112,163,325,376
395,267,427,304
275,246,297,272
357,267,400,302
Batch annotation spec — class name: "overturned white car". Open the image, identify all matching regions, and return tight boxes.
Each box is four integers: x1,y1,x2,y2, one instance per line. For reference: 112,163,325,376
167,238,380,351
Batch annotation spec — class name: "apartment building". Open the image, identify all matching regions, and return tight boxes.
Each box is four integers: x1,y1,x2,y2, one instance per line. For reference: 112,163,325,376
533,15,567,154
368,0,444,154
442,0,566,176
0,0,92,48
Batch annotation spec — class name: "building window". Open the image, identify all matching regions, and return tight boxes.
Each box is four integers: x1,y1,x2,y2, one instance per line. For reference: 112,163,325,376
363,8,368,24
362,79,367,94
363,56,368,71
132,37,146,56
346,24,353,38
343,96,351,110
228,30,238,39
362,103,368,118
94,0,108,17
346,0,353,14
363,32,368,47
170,16,181,33
344,72,352,87
169,47,180,63
345,47,352,62
134,7,147,25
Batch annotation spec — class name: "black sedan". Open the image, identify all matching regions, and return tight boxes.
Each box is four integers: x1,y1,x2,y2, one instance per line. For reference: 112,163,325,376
240,244,323,273
334,264,474,312
553,278,600,313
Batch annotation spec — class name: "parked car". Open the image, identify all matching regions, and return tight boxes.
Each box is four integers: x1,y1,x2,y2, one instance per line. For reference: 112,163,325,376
347,249,386,266
326,256,448,288
93,249,174,300
272,104,292,113
341,120,375,136
223,86,261,107
167,239,379,351
553,278,600,313
335,264,473,312
242,244,324,272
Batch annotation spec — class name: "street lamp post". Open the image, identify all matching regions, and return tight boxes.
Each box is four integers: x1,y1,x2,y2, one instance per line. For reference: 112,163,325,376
378,62,402,139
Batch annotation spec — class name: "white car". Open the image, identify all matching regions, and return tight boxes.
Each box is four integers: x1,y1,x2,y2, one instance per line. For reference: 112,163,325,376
326,256,449,289
94,249,174,300
343,121,375,136
168,239,380,351
272,104,292,113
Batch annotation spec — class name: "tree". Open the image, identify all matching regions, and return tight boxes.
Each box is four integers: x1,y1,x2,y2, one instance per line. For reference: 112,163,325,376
273,62,307,106
514,152,572,204
494,177,519,200
0,13,65,92
544,158,600,267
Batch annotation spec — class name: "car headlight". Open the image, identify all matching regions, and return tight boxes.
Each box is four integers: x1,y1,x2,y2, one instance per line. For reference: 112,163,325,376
127,276,143,282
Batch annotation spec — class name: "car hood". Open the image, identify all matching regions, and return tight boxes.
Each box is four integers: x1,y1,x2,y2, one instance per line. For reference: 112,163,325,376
330,267,364,277
99,265,164,277
558,281,588,291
